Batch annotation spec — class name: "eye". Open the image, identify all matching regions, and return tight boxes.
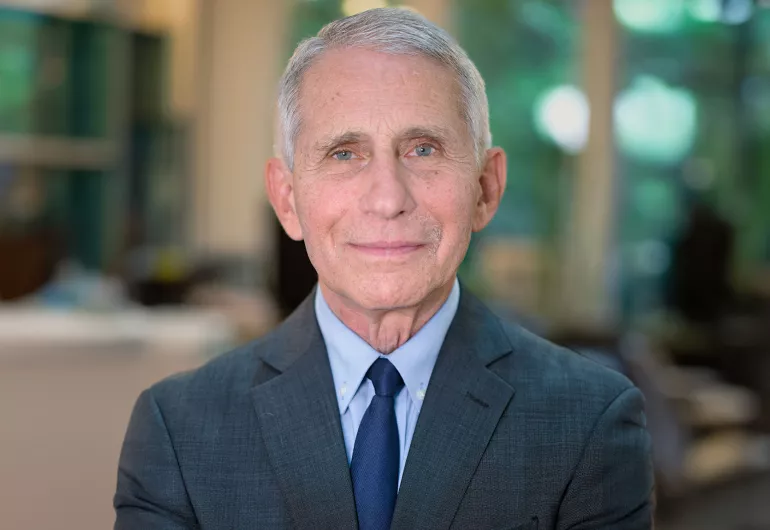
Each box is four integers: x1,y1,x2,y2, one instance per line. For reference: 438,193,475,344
412,144,435,157
332,150,354,161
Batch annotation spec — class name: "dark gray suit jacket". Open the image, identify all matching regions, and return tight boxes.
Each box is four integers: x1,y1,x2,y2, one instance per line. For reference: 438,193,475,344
114,289,653,529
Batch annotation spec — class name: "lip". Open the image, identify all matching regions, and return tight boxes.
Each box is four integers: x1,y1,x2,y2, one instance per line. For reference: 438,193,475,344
348,242,426,257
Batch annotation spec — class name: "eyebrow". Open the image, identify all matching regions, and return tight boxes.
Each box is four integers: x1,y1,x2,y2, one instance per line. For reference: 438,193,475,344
314,131,367,154
400,126,454,145
313,125,456,155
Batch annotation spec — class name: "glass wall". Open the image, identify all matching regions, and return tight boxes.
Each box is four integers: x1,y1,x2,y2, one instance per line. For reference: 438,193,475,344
614,0,770,321
0,9,118,273
0,6,180,278
453,0,581,312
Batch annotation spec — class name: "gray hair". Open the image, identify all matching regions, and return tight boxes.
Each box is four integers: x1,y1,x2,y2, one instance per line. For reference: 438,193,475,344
276,7,491,170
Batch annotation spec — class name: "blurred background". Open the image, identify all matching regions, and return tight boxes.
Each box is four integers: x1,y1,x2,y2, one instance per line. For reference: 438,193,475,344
1,0,770,528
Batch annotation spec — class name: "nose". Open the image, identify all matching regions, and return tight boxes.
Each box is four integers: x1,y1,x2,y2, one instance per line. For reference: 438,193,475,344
359,155,416,219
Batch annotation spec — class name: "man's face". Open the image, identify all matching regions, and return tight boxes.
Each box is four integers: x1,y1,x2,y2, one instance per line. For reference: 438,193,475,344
269,47,503,311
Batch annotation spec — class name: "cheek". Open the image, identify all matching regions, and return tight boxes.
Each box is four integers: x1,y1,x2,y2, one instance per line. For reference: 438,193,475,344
294,182,351,243
425,182,478,236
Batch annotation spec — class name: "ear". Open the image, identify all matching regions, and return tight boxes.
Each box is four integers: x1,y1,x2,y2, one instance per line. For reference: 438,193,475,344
472,147,507,232
265,157,303,241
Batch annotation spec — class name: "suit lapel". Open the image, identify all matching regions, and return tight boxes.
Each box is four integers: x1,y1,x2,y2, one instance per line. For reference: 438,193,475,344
251,294,358,530
391,290,516,530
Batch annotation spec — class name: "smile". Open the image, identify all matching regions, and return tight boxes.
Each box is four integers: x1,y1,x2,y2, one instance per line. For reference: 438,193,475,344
348,242,426,257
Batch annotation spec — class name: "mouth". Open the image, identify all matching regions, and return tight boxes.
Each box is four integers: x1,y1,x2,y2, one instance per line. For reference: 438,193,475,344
348,241,427,257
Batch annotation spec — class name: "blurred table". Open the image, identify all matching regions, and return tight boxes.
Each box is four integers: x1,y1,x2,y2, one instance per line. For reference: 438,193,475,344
0,306,236,356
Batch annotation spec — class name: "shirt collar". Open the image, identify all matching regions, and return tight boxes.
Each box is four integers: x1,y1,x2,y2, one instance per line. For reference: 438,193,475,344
315,279,461,415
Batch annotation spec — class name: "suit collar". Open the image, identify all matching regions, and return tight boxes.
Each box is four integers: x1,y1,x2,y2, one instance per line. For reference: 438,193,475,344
391,287,516,529
252,284,516,530
256,287,319,374
447,282,515,366
251,297,358,529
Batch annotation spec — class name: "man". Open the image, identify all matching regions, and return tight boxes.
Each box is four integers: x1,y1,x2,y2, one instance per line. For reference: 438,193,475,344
115,8,653,530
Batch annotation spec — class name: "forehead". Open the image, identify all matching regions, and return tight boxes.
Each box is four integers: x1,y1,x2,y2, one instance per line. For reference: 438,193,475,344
296,47,465,142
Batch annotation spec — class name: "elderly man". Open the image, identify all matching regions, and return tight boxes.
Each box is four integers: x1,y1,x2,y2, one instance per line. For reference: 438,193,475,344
115,8,653,530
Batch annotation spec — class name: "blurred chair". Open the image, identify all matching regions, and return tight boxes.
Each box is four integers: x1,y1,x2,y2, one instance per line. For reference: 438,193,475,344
620,333,770,505
274,220,317,318
552,328,770,508
0,229,60,301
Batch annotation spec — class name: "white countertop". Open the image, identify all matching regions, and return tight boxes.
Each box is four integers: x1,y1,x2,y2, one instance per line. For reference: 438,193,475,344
0,306,237,357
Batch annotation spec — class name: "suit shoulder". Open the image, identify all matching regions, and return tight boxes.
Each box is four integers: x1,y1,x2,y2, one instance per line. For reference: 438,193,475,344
147,333,274,405
496,318,635,404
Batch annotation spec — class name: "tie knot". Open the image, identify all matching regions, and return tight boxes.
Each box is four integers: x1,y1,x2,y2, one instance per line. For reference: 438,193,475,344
366,358,404,397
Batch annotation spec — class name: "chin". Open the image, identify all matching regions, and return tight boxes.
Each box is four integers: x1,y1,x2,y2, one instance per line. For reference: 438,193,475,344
343,274,437,311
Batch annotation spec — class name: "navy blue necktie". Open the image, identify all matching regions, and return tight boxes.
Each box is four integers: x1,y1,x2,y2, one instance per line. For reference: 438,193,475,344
350,358,405,530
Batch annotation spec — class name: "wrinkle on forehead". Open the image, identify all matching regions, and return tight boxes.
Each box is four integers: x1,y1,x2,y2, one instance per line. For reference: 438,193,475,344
295,48,468,150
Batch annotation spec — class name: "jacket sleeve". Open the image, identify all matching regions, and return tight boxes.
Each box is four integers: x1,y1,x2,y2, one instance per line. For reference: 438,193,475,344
557,386,655,530
114,388,199,530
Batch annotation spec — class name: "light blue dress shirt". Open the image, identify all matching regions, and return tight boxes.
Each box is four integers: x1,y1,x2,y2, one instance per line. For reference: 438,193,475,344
314,279,460,487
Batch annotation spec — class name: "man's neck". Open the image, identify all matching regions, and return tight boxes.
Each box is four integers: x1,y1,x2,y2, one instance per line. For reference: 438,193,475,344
319,282,454,354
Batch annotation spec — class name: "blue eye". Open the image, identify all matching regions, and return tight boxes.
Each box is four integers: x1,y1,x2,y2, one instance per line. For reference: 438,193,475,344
414,145,435,157
333,150,353,161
